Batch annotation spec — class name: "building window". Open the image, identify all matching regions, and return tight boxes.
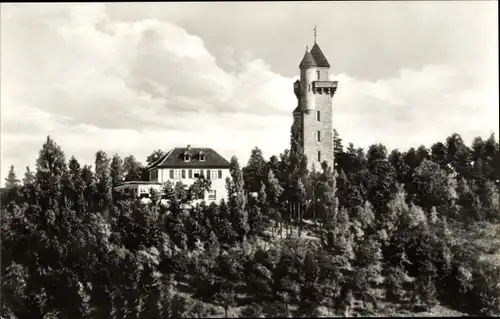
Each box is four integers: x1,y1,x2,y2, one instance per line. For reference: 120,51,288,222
169,169,174,179
211,170,219,179
150,170,158,181
317,131,321,142
193,169,200,178
317,110,320,122
199,154,206,161
188,169,193,179
184,155,191,162
317,70,320,80
317,151,321,162
181,169,186,179
218,170,222,179
173,169,181,179
208,190,217,201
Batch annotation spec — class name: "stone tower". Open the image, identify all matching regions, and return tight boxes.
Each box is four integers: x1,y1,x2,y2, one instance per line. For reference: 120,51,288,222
292,37,338,172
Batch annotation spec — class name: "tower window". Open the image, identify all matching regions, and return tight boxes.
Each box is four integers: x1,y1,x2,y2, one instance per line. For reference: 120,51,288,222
317,110,320,122
317,151,321,162
317,71,320,80
317,131,321,142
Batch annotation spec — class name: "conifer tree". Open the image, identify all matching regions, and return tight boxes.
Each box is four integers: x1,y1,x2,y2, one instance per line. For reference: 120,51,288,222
22,166,35,186
5,165,20,188
35,136,67,212
227,156,249,241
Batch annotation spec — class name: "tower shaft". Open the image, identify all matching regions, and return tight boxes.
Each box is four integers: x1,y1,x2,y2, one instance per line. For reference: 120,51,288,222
293,41,338,172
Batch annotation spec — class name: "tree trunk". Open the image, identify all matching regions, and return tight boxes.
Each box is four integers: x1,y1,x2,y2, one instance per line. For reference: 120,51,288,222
298,204,302,238
313,194,317,232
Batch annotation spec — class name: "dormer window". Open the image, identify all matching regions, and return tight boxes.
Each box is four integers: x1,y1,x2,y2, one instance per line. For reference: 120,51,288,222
184,154,191,162
199,151,206,162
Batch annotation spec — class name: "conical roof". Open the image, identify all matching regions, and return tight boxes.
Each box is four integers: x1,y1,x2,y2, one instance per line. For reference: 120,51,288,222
299,50,317,69
310,43,330,68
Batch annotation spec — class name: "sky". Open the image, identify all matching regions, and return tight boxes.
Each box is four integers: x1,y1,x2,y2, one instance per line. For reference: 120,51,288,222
1,2,498,185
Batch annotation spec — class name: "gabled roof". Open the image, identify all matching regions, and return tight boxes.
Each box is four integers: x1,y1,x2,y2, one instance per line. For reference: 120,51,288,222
149,147,231,169
299,50,317,69
310,43,330,68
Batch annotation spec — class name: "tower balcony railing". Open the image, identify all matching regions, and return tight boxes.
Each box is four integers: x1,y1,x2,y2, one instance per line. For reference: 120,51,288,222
312,80,338,88
312,80,338,95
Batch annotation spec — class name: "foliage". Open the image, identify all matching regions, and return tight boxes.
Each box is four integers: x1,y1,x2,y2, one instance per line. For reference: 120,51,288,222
146,149,166,166
5,165,21,188
2,132,500,318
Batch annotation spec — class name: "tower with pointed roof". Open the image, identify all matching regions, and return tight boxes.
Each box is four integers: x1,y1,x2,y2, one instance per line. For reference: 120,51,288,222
292,31,338,172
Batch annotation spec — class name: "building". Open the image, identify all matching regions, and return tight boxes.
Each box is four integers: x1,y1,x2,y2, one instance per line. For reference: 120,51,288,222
292,35,338,172
114,181,162,198
146,145,231,204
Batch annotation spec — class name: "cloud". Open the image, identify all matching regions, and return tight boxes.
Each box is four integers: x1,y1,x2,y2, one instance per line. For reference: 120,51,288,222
333,64,499,150
1,3,498,185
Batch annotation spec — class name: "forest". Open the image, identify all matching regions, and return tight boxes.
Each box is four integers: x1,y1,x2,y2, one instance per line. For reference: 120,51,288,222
1,126,499,318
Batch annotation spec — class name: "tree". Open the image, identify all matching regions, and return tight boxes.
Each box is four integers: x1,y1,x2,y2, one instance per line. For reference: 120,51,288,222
215,283,236,318
314,163,338,230
123,155,144,181
416,145,431,163
146,149,166,166
385,265,411,303
109,154,124,187
227,156,249,241
243,147,267,193
5,165,21,188
388,149,409,185
413,159,458,210
446,133,472,178
266,169,284,236
170,294,193,318
241,303,263,318
22,166,35,186
431,142,448,168
367,144,388,163
35,136,67,211
333,129,344,172
66,156,86,214
366,158,397,212
94,151,112,215
189,177,212,203
299,263,323,316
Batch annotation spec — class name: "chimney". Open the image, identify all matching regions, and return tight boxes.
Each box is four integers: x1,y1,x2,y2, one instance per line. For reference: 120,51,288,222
187,144,191,150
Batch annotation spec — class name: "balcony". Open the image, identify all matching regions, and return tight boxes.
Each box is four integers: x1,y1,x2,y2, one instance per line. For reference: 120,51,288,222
312,81,338,95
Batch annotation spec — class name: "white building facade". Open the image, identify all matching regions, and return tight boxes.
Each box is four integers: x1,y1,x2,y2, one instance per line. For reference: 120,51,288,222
146,145,231,204
114,181,162,198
